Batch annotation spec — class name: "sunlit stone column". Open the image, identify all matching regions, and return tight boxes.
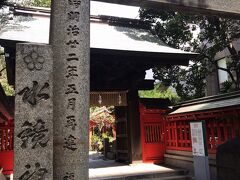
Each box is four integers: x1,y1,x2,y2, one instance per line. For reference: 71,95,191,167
14,44,53,180
50,0,90,179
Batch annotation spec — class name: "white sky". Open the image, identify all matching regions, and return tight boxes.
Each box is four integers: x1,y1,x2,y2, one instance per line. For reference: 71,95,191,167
90,1,140,18
145,69,154,80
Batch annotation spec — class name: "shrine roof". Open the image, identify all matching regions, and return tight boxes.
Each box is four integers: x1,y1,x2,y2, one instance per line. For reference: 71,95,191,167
169,91,240,115
0,6,197,61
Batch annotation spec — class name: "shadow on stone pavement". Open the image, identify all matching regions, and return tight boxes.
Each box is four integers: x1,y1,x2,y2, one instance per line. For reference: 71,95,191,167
89,151,123,169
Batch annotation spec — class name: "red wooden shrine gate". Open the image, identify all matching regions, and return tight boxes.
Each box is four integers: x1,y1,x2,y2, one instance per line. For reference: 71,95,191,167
139,99,168,163
0,99,14,176
0,120,14,176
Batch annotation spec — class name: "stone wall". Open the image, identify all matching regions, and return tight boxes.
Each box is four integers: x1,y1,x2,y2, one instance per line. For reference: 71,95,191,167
164,150,217,180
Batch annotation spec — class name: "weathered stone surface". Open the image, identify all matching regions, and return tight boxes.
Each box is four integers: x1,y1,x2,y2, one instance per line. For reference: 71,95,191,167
92,0,240,18
50,0,90,179
14,43,53,180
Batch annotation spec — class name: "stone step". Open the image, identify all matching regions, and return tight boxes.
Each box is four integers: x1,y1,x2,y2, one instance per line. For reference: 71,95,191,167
141,175,193,180
91,169,191,180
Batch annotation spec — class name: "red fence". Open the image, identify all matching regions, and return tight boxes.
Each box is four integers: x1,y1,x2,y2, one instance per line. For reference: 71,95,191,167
166,108,240,154
165,121,192,151
144,123,163,144
0,123,14,175
206,118,240,153
0,125,13,151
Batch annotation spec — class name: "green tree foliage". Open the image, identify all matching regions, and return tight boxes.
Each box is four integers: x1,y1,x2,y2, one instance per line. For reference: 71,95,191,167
0,15,9,32
0,0,10,31
139,9,240,100
19,0,51,7
2,0,51,7
0,0,49,96
0,52,14,96
90,106,115,151
139,83,180,104
90,106,115,128
1,0,50,31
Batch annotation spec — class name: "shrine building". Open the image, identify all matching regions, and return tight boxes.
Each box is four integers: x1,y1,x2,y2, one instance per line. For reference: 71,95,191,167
0,5,196,174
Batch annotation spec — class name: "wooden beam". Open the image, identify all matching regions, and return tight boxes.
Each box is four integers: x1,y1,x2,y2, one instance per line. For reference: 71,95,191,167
4,48,15,86
91,0,240,18
137,80,154,90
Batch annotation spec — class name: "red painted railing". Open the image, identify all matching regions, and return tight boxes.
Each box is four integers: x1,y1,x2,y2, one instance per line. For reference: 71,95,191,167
206,118,240,153
165,109,240,154
0,123,14,175
0,125,13,151
165,121,192,151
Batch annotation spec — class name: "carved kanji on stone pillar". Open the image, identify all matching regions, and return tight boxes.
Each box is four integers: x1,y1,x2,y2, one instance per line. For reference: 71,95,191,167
14,44,53,180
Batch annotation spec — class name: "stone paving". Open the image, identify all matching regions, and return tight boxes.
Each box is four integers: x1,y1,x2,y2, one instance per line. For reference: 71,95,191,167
89,151,177,180
89,162,177,179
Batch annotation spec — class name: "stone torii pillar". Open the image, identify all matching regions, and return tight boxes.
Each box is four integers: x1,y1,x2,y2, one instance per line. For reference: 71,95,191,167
50,0,90,179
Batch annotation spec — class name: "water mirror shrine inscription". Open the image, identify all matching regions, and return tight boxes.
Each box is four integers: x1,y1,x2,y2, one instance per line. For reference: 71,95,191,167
17,119,49,149
14,44,53,180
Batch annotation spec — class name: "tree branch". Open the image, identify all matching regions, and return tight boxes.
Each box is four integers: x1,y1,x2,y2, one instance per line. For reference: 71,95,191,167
217,66,237,85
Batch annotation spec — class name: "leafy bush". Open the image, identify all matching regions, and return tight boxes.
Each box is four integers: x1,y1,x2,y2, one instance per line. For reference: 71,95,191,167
220,80,234,93
91,132,115,152
139,83,180,104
